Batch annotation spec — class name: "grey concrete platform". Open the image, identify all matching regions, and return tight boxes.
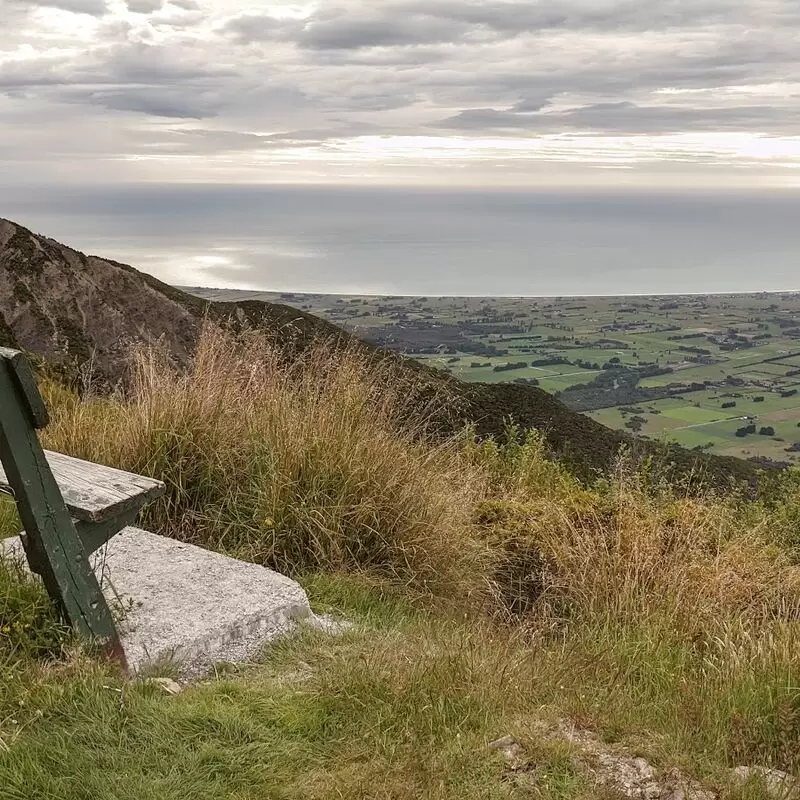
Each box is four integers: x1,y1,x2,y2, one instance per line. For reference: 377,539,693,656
3,527,325,674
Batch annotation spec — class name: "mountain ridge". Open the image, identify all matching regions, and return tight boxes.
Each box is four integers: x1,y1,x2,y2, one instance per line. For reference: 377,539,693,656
0,216,765,487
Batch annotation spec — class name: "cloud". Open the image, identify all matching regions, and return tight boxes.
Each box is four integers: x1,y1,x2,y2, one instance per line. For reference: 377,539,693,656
84,86,222,117
1,0,799,188
221,13,298,43
126,0,162,13
438,100,800,135
297,13,468,50
23,0,108,15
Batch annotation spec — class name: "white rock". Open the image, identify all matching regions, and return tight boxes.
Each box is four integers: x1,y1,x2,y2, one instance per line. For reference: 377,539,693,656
732,767,798,799
4,527,334,675
148,677,183,695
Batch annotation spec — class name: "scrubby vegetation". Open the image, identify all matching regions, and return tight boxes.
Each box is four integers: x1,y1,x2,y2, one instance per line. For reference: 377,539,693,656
1,327,799,798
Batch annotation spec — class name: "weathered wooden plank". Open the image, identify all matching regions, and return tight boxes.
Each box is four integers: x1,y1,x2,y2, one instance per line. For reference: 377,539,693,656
0,450,164,523
0,358,125,664
0,347,48,428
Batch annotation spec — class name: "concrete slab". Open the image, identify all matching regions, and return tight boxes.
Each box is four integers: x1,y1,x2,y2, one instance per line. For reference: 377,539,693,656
2,527,324,674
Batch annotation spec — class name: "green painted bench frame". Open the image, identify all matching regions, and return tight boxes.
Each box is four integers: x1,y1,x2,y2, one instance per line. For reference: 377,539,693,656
0,348,163,668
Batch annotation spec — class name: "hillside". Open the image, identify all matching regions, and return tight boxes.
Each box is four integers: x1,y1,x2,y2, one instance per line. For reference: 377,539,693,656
0,217,764,487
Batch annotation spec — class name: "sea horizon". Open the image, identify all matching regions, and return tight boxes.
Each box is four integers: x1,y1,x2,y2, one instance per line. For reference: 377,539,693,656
5,183,800,298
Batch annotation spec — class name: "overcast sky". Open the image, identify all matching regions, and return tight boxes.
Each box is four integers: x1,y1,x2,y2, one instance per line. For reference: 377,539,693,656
2,0,800,189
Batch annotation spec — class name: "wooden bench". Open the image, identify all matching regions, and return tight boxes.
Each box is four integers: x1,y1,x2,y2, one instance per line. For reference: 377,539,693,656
0,347,165,667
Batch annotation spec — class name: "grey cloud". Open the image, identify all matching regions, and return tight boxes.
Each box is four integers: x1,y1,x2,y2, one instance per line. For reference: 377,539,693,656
0,57,70,89
222,14,299,43
3,0,800,185
17,0,108,15
298,14,468,50
438,100,800,134
126,0,162,13
512,96,553,113
88,43,235,83
0,42,234,93
394,0,776,35
84,87,223,118
0,41,239,122
267,0,757,53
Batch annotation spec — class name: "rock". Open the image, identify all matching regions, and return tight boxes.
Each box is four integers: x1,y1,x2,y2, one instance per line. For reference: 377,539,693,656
595,752,661,800
539,721,716,800
488,735,524,763
732,767,798,799
3,527,325,676
148,678,183,695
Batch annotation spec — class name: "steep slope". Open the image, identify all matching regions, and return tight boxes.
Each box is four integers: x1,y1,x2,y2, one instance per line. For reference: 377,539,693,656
0,219,200,377
0,219,343,380
0,217,765,488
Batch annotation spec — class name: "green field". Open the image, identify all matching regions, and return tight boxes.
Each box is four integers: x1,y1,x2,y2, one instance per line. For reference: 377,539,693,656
187,288,800,464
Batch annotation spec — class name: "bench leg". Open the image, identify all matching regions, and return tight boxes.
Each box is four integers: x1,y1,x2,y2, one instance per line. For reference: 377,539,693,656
0,367,126,669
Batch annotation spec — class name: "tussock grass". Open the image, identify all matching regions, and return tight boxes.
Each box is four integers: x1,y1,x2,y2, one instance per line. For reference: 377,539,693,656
471,429,800,772
42,327,490,597
0,329,798,795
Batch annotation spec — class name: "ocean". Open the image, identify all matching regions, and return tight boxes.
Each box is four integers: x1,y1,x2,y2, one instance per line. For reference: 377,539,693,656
4,184,800,297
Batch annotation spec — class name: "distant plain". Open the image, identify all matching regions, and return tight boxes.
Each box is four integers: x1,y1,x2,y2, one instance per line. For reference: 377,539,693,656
188,288,800,463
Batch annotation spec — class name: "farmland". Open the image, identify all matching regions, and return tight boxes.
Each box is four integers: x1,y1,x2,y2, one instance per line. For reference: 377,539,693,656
186,288,800,464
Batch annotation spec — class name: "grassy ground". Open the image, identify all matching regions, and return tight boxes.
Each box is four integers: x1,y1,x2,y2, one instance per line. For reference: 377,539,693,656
591,387,800,462
1,327,799,798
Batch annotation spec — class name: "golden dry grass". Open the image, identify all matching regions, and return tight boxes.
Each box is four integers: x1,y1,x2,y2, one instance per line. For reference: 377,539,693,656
41,326,491,597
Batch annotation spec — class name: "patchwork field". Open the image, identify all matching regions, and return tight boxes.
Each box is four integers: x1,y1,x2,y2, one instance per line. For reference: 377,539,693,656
186,288,800,464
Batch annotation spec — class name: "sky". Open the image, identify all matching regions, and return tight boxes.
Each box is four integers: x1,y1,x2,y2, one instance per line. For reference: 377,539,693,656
2,0,800,189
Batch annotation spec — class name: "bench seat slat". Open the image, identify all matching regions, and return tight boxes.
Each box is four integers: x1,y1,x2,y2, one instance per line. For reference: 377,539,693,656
0,450,165,524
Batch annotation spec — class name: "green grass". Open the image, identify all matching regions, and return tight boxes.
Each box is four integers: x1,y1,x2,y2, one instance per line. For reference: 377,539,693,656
363,292,800,461
0,570,596,800
658,405,730,424
0,496,18,540
1,567,797,799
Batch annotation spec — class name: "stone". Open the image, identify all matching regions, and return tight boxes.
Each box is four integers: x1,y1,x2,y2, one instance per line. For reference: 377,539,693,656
3,527,332,675
488,735,525,766
732,767,798,799
148,678,183,695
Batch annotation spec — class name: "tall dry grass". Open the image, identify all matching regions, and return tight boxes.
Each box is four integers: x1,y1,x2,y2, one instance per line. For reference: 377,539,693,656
471,430,800,770
41,326,490,597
